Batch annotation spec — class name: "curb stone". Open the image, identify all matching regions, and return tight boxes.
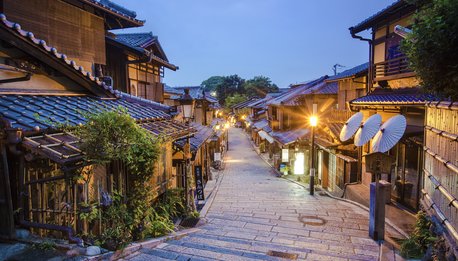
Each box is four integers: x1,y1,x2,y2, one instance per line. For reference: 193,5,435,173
200,167,226,218
85,228,201,260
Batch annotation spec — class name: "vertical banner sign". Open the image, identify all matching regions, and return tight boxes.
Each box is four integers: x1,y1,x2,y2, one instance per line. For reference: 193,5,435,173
194,166,205,200
281,149,289,162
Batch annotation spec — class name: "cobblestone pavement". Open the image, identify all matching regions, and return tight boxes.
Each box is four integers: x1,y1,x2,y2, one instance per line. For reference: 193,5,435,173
124,128,403,261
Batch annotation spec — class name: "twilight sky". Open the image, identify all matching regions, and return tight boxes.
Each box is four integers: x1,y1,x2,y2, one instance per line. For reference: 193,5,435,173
114,0,395,88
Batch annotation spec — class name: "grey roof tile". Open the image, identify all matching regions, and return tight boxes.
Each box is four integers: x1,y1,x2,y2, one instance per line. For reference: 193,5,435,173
0,94,171,131
350,87,436,105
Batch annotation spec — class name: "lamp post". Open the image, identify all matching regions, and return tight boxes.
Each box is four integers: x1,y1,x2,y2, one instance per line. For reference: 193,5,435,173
224,122,230,151
178,88,195,211
309,115,318,195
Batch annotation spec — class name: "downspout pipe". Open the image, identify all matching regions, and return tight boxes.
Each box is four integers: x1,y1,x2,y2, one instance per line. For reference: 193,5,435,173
349,28,373,183
125,51,153,64
349,28,373,93
4,128,84,246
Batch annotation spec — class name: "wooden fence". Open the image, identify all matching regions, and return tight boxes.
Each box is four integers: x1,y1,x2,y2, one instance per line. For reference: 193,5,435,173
423,101,458,243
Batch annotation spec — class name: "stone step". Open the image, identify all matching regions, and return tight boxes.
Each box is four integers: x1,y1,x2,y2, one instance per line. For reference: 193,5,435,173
165,239,284,260
184,232,378,261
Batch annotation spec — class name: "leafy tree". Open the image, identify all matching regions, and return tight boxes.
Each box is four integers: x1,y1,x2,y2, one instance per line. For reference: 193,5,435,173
402,0,458,99
225,93,248,108
216,75,245,104
243,76,279,98
201,76,225,92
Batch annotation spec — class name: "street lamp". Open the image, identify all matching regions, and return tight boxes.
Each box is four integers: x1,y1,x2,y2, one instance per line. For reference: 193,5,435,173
179,88,195,123
178,88,195,211
309,115,318,195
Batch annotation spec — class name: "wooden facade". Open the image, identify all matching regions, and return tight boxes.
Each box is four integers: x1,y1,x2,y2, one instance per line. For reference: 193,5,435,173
0,0,192,243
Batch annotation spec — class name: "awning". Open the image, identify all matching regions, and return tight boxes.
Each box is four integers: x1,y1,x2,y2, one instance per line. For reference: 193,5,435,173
174,123,214,152
22,132,84,165
140,120,195,140
272,128,309,146
258,130,274,144
335,153,358,163
252,118,269,130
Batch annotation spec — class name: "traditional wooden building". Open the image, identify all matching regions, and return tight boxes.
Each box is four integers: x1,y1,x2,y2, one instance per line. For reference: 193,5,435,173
349,1,457,254
105,32,177,103
264,76,336,175
0,2,193,242
349,0,431,211
165,86,221,206
319,63,368,194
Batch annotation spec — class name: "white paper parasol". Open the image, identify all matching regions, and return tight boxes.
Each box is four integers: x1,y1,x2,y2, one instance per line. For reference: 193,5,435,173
340,112,363,142
371,115,407,153
354,114,382,147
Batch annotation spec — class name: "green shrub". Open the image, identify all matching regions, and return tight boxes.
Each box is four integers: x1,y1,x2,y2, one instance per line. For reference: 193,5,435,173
400,211,437,259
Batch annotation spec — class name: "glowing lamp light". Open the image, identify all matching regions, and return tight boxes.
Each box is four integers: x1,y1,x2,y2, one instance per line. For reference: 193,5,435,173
224,122,230,129
310,115,318,127
215,124,221,130
241,115,246,120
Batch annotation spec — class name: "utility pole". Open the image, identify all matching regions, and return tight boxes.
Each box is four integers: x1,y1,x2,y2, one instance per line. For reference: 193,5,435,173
332,64,345,75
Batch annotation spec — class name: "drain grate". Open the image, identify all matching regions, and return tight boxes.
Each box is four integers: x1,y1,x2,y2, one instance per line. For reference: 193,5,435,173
180,217,200,228
298,215,327,226
267,250,298,260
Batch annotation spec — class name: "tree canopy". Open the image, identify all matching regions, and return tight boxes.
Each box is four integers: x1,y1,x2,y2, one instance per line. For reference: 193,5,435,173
224,93,248,109
200,75,279,106
243,76,279,98
402,0,458,100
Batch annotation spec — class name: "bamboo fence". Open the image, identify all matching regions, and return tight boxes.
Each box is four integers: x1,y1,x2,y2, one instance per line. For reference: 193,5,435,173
423,102,458,242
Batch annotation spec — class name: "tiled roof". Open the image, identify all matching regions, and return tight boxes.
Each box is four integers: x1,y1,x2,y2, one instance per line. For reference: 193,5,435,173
0,13,118,98
272,128,309,146
174,123,214,153
350,1,407,34
115,32,157,49
282,80,336,106
326,63,369,82
268,76,328,106
312,81,338,95
116,91,172,112
171,86,202,99
164,85,182,95
107,35,177,70
350,87,436,106
328,123,344,139
231,98,259,109
252,118,269,130
0,94,171,132
79,0,144,26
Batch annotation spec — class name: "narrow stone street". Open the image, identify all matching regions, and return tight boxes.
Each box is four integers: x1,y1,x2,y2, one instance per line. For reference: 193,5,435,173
124,128,401,261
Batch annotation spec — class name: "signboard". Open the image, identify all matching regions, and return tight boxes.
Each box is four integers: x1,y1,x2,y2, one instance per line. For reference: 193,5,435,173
194,166,205,200
281,149,289,163
214,152,221,161
364,152,394,174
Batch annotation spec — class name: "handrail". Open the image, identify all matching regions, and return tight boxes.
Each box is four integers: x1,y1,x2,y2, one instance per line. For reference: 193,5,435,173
373,54,413,79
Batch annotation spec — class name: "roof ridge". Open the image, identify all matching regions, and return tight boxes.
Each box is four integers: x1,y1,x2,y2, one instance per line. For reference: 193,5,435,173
0,13,119,98
86,0,144,24
116,32,154,36
115,90,172,112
